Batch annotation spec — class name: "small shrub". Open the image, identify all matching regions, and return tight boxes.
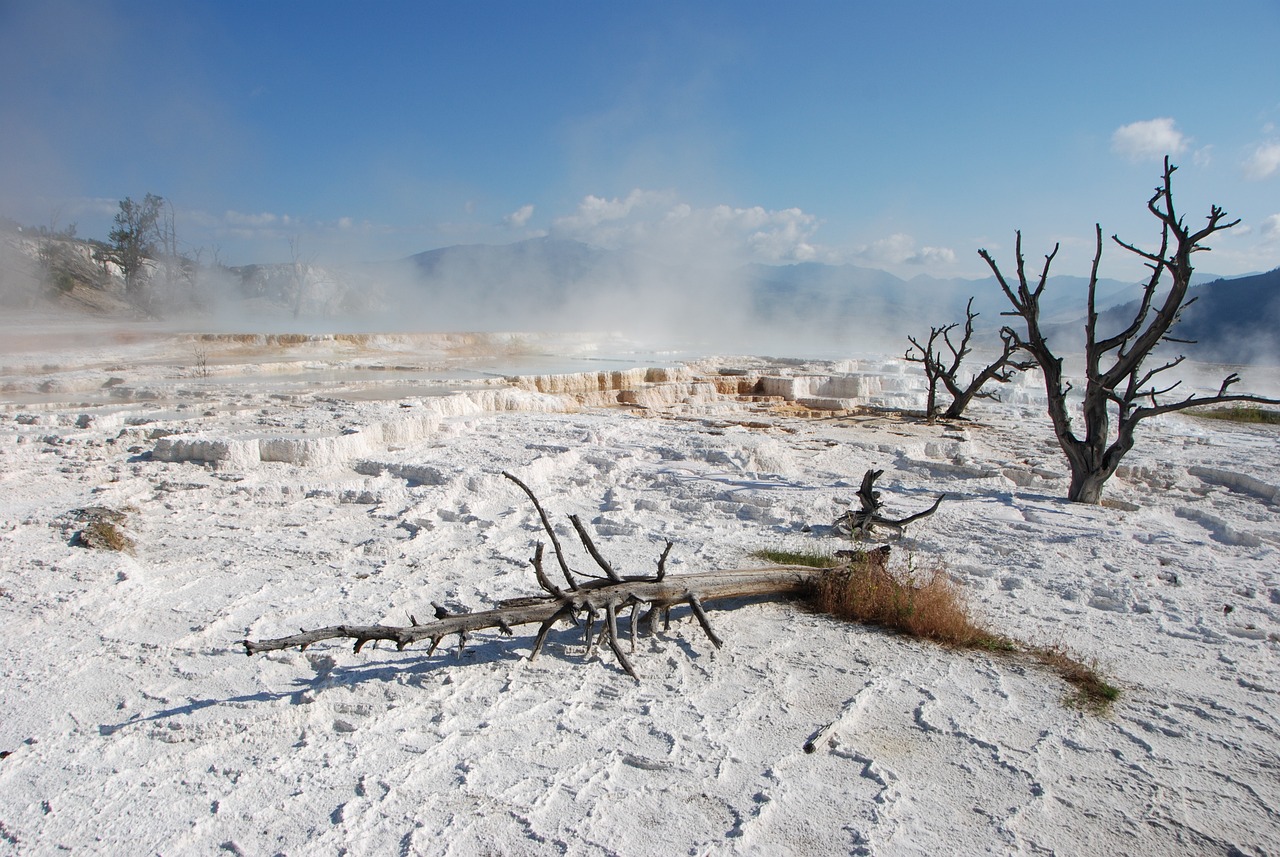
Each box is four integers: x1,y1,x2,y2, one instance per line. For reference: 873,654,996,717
67,507,135,554
78,520,135,554
1029,645,1120,714
191,346,211,379
779,547,1120,714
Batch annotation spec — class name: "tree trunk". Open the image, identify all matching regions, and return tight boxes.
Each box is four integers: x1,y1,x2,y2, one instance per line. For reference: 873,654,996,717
1067,470,1109,504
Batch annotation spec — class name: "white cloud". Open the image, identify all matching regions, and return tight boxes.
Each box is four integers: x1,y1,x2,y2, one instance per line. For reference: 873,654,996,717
912,246,958,265
1111,118,1188,161
854,233,956,267
1260,213,1280,242
552,189,675,233
550,190,823,263
223,210,278,227
742,207,819,262
503,204,535,229
1243,142,1280,180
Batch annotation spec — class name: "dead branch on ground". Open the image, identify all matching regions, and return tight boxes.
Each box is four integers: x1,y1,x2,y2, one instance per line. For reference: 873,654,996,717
834,469,945,539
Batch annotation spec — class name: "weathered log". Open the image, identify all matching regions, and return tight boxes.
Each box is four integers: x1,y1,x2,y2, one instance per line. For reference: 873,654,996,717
243,566,821,658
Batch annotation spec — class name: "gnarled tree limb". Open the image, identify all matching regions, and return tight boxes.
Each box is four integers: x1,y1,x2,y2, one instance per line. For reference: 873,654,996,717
834,469,945,539
904,297,1034,422
243,567,817,651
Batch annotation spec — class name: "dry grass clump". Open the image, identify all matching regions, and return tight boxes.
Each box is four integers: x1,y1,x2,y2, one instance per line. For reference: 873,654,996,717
67,507,135,554
792,548,1118,714
815,549,1011,650
79,520,135,554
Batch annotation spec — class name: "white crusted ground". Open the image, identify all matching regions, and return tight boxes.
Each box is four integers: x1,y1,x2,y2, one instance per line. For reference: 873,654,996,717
0,324,1277,855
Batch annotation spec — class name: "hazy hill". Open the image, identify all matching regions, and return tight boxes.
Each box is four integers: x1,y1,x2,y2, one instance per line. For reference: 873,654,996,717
739,262,1173,334
1093,267,1280,365
400,239,1199,342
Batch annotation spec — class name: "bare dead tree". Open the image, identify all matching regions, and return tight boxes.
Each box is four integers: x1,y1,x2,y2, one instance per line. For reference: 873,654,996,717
904,325,947,420
244,471,840,679
905,297,1032,421
980,158,1280,504
833,469,944,539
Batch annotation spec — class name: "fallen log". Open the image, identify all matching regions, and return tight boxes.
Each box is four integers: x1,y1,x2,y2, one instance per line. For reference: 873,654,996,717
244,471,870,679
242,565,822,661
240,475,1121,713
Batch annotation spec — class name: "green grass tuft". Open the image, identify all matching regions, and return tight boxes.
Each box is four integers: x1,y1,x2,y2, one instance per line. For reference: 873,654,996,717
750,548,842,568
1028,646,1121,714
1191,405,1280,425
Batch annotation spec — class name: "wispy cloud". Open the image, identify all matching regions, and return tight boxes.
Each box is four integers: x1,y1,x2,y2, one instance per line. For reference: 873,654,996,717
854,233,956,267
1111,118,1188,161
1260,213,1280,242
1243,142,1280,181
550,190,824,263
224,210,281,227
503,204,535,229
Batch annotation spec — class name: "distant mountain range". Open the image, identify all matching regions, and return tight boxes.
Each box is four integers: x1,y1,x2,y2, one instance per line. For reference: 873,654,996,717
739,261,1146,331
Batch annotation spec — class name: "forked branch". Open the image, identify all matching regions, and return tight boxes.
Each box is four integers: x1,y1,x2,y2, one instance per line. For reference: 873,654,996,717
906,298,1033,422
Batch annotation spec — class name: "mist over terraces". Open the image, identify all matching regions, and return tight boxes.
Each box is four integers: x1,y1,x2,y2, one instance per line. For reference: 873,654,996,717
2,219,1276,363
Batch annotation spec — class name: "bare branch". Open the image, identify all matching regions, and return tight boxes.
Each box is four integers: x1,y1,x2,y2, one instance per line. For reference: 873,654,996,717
686,594,723,648
244,566,820,665
605,602,638,678
1134,385,1279,422
246,478,832,680
835,470,945,539
569,514,622,582
503,471,578,591
656,541,673,581
907,297,1032,421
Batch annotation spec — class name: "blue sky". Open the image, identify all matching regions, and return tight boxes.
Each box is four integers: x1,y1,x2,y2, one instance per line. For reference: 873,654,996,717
3,0,1279,279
